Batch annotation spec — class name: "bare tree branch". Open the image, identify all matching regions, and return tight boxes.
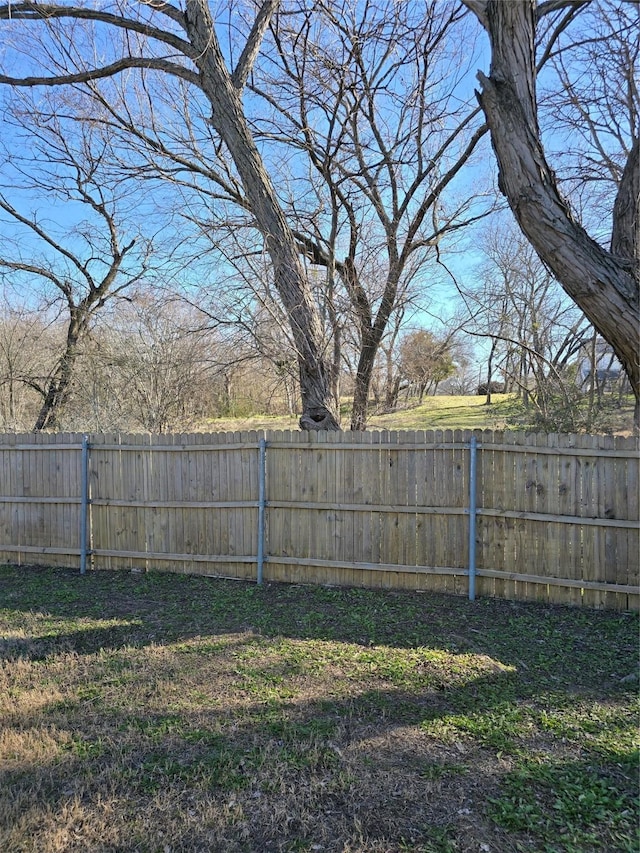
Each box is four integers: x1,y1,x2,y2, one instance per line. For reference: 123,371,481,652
0,3,193,55
0,57,200,88
231,0,279,91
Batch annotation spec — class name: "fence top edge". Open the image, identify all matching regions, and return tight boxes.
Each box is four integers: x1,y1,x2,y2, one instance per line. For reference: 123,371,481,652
0,428,638,454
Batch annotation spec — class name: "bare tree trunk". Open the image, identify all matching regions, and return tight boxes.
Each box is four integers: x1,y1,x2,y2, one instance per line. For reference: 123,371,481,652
485,336,498,405
378,341,401,412
351,339,378,432
34,317,82,431
349,267,400,431
184,2,339,431
466,0,639,423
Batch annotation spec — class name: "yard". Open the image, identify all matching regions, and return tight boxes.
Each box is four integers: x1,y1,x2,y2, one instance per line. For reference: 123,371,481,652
0,565,638,853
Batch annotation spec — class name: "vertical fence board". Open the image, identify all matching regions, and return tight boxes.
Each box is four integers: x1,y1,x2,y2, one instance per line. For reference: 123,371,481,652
0,436,10,559
39,434,51,559
415,430,434,582
137,435,151,573
27,434,38,561
369,431,385,587
439,430,453,595
405,430,418,576
611,435,628,611
600,435,619,610
266,431,292,583
412,430,426,587
14,435,27,565
381,432,399,581
24,435,35,562
331,431,346,585
396,431,411,587
355,430,373,589
429,430,446,594
181,434,194,574
299,433,314,583
451,429,467,596
188,434,202,576
321,429,333,581
531,433,551,604
160,432,173,567
210,432,224,573
227,432,239,562
244,430,259,579
477,430,494,599
490,430,508,600
544,433,567,605
117,434,132,571
531,432,549,602
473,430,490,599
17,435,27,564
216,432,230,567
579,435,601,608
507,432,528,603
89,434,104,570
502,430,521,602
542,431,560,604
624,436,639,611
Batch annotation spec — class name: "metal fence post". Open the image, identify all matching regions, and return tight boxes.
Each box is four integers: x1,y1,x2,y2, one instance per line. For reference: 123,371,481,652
257,437,267,584
468,434,478,601
80,435,90,575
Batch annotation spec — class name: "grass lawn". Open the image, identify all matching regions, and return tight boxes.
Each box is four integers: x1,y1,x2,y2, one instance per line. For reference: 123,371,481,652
199,396,517,433
1,565,638,853
200,394,636,434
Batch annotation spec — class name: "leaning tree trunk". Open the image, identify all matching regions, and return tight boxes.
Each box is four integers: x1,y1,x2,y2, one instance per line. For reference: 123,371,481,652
34,318,82,432
348,264,400,431
184,1,339,430
466,0,639,423
34,367,71,431
351,338,379,432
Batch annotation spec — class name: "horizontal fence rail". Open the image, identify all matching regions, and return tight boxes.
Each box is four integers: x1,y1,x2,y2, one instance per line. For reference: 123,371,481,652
0,430,638,611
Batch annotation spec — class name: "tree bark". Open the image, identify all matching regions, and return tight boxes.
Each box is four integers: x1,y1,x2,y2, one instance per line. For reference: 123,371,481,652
351,338,379,432
184,1,339,430
469,0,639,422
34,315,83,431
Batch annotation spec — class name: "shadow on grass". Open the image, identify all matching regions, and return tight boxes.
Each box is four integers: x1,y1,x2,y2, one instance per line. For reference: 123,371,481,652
1,564,638,852
0,563,637,694
2,660,637,852
0,667,519,841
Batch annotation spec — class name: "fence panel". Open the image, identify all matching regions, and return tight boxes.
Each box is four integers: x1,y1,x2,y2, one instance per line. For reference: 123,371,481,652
0,433,82,567
0,429,637,610
86,432,258,578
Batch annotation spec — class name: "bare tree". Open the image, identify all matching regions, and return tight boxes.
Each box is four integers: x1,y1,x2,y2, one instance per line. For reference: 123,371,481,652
0,297,54,430
539,1,638,231
0,0,341,429
464,226,593,428
253,0,493,429
0,107,150,430
462,0,639,423
80,291,221,432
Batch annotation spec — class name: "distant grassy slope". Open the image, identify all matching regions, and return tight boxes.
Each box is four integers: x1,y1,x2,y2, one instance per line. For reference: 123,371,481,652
368,394,516,431
202,394,635,434
203,395,514,433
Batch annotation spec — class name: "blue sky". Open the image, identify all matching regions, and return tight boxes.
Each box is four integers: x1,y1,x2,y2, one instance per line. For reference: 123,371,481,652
0,0,630,363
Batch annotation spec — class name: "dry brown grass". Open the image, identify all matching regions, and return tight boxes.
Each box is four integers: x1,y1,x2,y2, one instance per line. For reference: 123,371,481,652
1,566,638,852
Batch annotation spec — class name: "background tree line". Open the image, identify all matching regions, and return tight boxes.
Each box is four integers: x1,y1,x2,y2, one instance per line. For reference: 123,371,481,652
0,0,636,432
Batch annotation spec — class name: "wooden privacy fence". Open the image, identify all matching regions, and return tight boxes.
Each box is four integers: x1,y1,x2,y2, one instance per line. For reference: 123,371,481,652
0,430,638,611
